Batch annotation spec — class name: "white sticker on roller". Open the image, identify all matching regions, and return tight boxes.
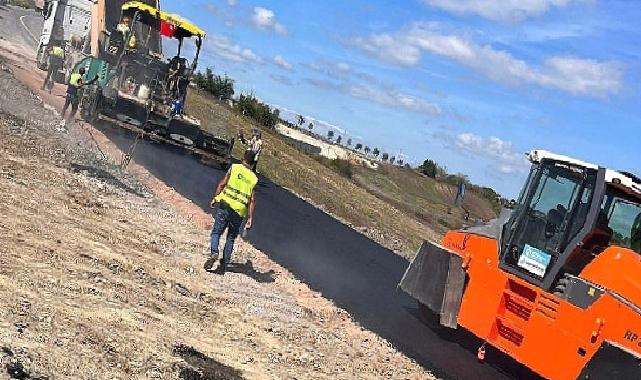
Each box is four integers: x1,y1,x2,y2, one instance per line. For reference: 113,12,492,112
518,244,552,278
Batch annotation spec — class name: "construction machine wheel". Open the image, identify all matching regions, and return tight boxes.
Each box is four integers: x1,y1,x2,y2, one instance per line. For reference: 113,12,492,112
200,155,231,171
36,45,48,71
418,301,455,339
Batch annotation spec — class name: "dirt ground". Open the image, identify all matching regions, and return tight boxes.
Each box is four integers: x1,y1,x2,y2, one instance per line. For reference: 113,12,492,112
0,44,437,379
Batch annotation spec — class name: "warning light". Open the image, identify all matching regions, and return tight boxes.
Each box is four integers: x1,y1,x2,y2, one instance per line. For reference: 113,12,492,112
160,20,177,38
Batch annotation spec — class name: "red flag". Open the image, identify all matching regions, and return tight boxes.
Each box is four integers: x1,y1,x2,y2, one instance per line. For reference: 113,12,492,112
160,20,177,38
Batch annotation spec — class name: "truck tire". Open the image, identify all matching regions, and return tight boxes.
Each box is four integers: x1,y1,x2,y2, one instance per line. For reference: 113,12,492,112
36,45,48,71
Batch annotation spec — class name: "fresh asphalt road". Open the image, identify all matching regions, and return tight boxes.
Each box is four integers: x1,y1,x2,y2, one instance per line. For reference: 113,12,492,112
97,123,522,380
1,6,537,379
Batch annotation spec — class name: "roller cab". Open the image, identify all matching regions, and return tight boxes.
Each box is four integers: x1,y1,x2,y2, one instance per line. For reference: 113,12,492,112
401,150,641,379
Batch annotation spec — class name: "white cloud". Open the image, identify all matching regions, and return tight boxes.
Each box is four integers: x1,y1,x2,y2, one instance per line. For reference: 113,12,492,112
270,74,294,86
273,55,293,71
206,4,235,27
347,84,442,115
273,104,349,135
351,23,623,97
251,7,287,34
455,133,529,174
351,33,422,66
337,63,351,72
303,78,439,116
421,0,584,23
206,34,261,63
302,58,441,115
303,60,387,88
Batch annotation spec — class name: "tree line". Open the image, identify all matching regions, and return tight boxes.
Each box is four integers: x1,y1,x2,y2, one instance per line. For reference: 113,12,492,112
193,68,279,128
194,69,409,168
418,158,513,210
192,68,510,209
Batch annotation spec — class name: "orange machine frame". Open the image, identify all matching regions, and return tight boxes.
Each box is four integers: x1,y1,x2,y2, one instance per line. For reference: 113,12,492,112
441,230,641,380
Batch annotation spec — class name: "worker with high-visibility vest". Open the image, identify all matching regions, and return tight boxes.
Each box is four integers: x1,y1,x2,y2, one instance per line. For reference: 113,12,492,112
61,67,98,126
204,151,259,275
41,41,65,92
116,15,137,50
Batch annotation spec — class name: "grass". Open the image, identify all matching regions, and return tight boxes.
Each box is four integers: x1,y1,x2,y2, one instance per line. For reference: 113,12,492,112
185,88,497,256
0,68,438,380
8,0,36,9
351,163,498,234
313,156,354,179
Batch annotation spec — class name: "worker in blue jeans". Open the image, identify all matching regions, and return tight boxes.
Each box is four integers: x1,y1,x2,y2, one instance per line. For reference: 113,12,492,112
204,151,258,275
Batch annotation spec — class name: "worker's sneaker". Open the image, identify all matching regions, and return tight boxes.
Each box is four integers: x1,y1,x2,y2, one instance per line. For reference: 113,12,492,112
203,256,217,271
214,260,227,275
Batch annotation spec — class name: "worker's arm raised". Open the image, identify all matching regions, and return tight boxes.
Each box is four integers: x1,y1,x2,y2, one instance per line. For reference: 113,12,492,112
245,192,256,229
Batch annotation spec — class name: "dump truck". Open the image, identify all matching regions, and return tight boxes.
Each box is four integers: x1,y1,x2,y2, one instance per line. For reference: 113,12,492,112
35,0,92,80
400,150,641,379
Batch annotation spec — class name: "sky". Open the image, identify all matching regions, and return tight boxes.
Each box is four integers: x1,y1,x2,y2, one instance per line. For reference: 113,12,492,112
163,0,641,197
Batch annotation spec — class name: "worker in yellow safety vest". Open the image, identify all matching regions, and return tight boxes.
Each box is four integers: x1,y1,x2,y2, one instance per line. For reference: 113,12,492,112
116,15,136,50
204,151,259,275
41,41,65,92
61,67,98,126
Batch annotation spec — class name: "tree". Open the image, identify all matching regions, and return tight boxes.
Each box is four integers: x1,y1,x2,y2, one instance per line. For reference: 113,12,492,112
372,148,380,158
418,158,447,178
364,146,371,156
336,135,342,145
194,68,235,101
273,108,280,120
390,156,396,165
404,163,411,169
308,122,314,131
398,159,404,166
419,159,438,178
297,114,305,129
237,93,278,128
347,138,352,147
327,130,335,141
382,153,389,161
355,143,363,151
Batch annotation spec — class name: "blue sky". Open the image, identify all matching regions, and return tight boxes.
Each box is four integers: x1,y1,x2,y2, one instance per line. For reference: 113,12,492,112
164,0,640,197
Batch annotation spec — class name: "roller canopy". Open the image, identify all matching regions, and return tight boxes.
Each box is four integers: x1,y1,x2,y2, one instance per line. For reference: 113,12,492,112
122,1,206,39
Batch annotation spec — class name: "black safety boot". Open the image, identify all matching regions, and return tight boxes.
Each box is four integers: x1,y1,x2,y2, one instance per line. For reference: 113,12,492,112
214,260,227,275
203,256,217,271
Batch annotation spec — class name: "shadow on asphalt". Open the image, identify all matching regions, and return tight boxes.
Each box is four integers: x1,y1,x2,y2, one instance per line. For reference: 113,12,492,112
403,305,542,380
90,120,542,380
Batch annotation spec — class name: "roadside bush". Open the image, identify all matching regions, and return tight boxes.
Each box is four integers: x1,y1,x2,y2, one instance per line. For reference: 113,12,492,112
330,158,353,178
237,93,278,128
313,156,353,178
193,68,235,101
9,0,36,8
